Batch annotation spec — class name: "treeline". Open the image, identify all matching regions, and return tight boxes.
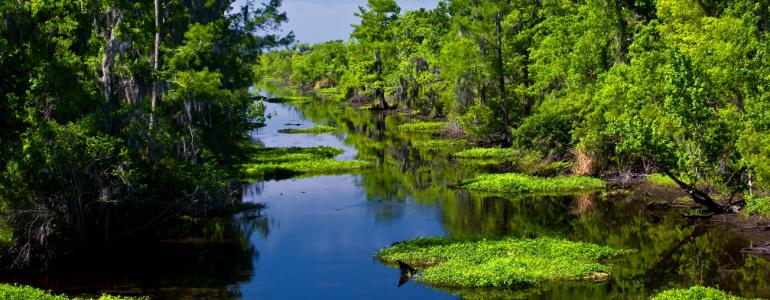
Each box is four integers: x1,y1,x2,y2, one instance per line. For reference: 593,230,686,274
257,0,770,212
0,0,290,269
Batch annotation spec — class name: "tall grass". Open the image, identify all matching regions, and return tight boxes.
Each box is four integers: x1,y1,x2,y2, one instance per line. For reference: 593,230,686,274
460,173,605,194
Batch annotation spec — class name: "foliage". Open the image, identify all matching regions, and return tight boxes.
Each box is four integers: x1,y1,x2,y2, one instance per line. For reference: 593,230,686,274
377,237,623,288
460,173,605,194
650,286,750,300
0,0,292,269
256,0,770,211
0,283,146,300
278,126,339,134
743,196,770,217
646,173,678,186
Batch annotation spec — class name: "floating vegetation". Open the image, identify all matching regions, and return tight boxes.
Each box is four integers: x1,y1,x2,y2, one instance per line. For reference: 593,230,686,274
460,173,605,194
315,87,338,94
377,237,623,288
397,122,446,134
650,286,750,300
412,139,469,153
0,283,147,300
453,147,516,159
242,147,371,180
278,125,338,134
265,96,314,103
646,173,678,186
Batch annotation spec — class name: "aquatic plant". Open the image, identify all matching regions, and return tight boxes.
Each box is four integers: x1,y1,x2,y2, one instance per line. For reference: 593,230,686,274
0,283,146,300
397,122,446,134
650,286,750,300
412,139,469,152
377,237,623,288
460,173,605,194
278,126,339,134
453,147,516,159
265,96,314,103
241,147,371,180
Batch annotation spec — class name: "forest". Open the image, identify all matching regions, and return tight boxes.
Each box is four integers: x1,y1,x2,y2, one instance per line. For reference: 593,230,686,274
257,0,770,217
2,0,770,298
0,0,292,270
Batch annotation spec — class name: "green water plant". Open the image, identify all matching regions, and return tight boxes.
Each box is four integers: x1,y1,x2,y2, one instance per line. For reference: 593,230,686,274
397,122,446,134
412,139,469,153
650,286,750,300
242,147,371,180
0,283,146,300
460,173,605,194
377,237,623,288
453,147,516,159
278,125,338,134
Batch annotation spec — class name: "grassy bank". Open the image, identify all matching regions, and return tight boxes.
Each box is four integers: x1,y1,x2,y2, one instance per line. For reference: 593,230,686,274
278,125,338,134
743,196,770,217
460,173,605,194
377,237,623,288
0,284,145,300
241,146,371,180
651,286,749,300
453,147,516,159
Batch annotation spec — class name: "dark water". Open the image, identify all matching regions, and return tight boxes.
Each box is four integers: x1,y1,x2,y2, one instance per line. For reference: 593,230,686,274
3,84,770,299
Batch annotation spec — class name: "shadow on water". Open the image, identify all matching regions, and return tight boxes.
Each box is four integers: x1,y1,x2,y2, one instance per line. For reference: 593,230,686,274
4,83,770,299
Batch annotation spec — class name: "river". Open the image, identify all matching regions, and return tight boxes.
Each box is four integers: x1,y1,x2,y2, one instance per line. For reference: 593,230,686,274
2,84,770,299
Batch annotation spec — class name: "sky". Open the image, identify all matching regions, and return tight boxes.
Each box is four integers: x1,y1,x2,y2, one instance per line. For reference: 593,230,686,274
237,0,441,44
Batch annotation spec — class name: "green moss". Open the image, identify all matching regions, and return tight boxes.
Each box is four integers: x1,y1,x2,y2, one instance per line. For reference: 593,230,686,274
460,173,605,194
397,122,446,134
0,284,146,300
0,219,12,246
377,237,623,288
454,147,516,159
241,147,371,180
743,196,770,217
278,125,338,134
647,173,678,186
651,286,750,300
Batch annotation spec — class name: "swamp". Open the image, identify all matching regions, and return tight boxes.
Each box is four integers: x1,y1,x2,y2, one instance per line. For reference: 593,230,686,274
2,0,770,299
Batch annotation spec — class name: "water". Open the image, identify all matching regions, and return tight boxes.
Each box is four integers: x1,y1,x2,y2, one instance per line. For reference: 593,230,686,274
3,84,770,299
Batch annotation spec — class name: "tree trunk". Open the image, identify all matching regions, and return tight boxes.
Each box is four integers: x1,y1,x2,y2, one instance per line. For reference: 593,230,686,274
495,12,512,145
374,49,387,109
151,0,161,126
662,169,726,213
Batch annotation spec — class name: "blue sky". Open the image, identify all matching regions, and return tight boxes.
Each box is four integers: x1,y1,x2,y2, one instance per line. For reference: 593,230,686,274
236,0,441,44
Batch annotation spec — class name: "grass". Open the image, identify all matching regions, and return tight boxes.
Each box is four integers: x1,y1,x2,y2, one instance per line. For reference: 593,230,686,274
278,125,338,134
453,147,517,159
397,121,446,134
743,196,770,217
0,283,146,300
377,237,624,288
647,173,678,186
459,173,605,194
241,147,371,180
651,286,750,300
